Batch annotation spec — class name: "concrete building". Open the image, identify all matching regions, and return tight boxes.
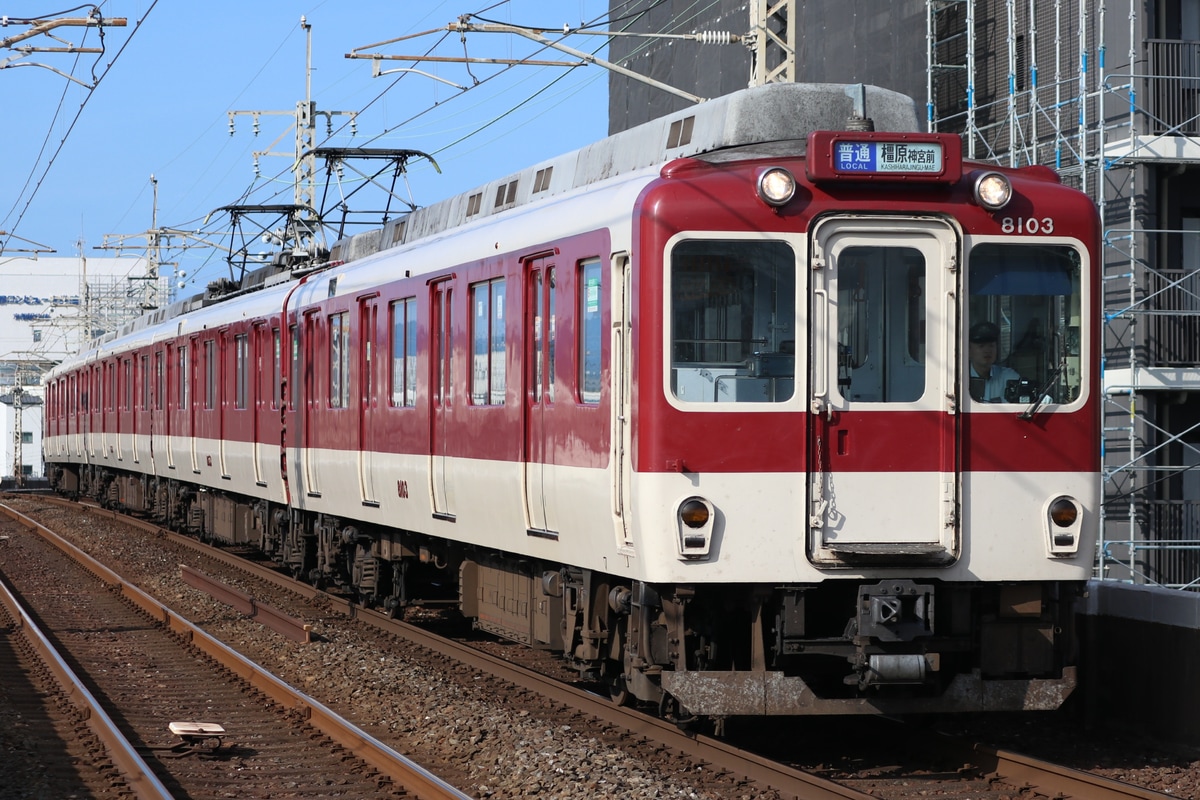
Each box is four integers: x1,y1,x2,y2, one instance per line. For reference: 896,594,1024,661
0,255,152,481
608,0,1200,588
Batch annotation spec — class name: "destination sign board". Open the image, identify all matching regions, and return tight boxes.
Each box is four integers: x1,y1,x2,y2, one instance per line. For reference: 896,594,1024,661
806,131,962,183
834,141,943,174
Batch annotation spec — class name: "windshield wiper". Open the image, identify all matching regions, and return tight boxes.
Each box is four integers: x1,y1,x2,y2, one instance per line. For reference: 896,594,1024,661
1018,359,1067,421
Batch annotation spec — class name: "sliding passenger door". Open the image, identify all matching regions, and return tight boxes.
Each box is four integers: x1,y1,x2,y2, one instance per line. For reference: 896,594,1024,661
429,280,455,519
524,255,558,536
808,217,960,564
358,296,380,506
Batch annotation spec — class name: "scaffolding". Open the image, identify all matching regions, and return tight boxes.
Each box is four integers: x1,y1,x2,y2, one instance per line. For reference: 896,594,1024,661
927,0,1200,588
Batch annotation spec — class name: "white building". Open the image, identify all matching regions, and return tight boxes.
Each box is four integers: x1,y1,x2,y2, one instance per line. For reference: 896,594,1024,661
0,255,154,481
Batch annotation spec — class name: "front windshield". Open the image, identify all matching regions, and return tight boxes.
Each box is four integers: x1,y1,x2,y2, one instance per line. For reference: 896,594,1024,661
669,238,796,404
967,242,1083,405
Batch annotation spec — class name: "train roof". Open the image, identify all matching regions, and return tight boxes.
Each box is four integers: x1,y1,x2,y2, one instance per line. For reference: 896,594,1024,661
88,82,918,354
335,82,919,262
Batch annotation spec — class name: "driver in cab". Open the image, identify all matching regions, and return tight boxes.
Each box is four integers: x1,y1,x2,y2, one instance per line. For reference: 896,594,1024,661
968,321,1021,403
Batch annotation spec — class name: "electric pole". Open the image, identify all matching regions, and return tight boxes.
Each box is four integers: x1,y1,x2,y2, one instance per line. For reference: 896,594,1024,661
228,17,358,230
749,0,796,87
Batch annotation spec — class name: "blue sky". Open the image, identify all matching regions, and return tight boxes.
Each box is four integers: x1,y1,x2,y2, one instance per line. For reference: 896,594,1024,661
2,1,613,294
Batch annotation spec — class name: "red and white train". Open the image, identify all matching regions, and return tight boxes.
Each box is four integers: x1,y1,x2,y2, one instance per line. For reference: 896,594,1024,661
44,82,1100,719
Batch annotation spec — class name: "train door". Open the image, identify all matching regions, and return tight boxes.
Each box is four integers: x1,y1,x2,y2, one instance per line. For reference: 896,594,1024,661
429,280,455,519
133,354,146,464
302,310,322,497
612,253,633,548
358,295,380,506
808,217,960,564
92,364,103,461
252,323,268,486
189,337,201,474
218,331,231,478
524,255,558,535
117,357,130,462
168,344,184,471
153,349,164,470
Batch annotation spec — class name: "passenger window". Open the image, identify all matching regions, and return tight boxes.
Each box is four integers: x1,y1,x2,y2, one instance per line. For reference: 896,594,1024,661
470,279,506,405
329,312,350,409
669,239,796,403
204,341,216,410
968,243,1083,405
389,298,417,407
234,334,249,410
578,259,602,404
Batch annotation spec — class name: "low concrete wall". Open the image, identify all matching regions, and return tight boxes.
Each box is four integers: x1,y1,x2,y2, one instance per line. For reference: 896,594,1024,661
1080,580,1200,745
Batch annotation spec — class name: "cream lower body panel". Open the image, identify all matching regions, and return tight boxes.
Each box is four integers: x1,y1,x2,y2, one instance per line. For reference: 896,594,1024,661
45,434,1096,588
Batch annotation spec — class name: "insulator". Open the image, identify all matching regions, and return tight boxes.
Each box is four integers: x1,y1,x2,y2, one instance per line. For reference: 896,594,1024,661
846,115,876,132
697,30,734,45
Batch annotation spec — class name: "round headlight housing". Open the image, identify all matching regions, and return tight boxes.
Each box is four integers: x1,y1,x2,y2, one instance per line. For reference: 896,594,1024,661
679,498,710,529
757,167,797,207
973,171,1013,210
1048,496,1079,528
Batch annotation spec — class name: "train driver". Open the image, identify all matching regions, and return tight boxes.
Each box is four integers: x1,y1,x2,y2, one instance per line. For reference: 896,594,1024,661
967,321,1021,403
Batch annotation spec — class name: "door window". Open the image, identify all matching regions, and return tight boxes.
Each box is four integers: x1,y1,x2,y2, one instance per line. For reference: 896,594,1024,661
834,246,927,403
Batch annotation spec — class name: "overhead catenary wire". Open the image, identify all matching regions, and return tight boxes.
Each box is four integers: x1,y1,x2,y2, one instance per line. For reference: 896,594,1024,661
0,1,158,255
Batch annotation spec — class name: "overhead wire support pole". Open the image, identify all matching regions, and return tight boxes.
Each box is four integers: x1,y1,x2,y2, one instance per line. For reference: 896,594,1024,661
0,13,127,86
228,17,357,257
0,231,55,256
748,0,796,86
0,14,127,49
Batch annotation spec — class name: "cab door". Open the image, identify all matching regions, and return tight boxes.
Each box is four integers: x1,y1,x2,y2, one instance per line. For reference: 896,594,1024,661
808,217,960,564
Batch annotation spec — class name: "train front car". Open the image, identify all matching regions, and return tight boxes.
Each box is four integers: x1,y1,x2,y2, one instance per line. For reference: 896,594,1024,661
615,112,1099,717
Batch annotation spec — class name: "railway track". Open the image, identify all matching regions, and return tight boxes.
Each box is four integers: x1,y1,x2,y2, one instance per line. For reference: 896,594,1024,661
2,493,1178,800
0,500,471,800
0,562,172,798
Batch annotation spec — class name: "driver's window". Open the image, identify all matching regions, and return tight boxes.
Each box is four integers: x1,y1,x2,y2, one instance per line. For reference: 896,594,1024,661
967,243,1083,405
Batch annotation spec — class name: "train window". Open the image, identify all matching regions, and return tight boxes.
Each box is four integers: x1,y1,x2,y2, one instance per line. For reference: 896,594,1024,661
234,334,249,410
141,355,150,410
329,312,350,409
176,346,188,410
123,359,132,411
967,243,1083,405
155,352,164,411
272,328,282,410
670,239,796,403
578,258,602,404
389,298,417,407
471,279,507,405
289,325,300,411
204,340,216,410
836,246,926,403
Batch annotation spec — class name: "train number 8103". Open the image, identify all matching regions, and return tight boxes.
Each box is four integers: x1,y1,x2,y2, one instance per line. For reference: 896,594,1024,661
1001,216,1055,234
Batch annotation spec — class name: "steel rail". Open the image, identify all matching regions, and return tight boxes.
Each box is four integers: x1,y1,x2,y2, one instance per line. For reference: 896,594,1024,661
0,529,175,799
47,497,1176,800
63,499,877,800
0,500,473,800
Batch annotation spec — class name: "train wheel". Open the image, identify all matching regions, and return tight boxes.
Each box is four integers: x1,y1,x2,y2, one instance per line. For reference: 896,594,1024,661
605,666,631,707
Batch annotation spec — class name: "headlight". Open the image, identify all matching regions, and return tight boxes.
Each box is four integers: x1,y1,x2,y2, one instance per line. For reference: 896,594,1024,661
1048,497,1078,528
679,498,710,528
973,171,1012,210
676,497,715,559
757,167,796,207
1044,495,1083,556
